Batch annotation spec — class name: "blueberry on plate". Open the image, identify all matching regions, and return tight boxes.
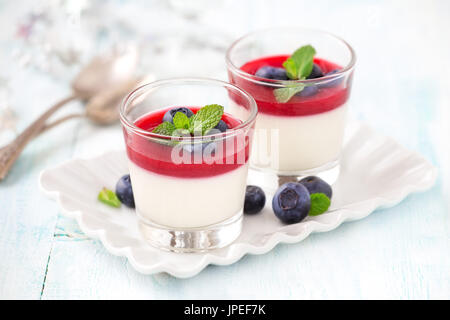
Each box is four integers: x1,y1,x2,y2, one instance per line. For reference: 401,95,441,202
318,69,342,88
298,176,332,199
306,63,324,79
297,85,318,97
255,66,289,80
272,182,310,224
214,120,228,132
162,107,194,123
115,174,135,208
244,185,266,214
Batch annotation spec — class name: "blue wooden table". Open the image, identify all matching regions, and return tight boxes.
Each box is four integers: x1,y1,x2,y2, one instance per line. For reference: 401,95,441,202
0,0,449,299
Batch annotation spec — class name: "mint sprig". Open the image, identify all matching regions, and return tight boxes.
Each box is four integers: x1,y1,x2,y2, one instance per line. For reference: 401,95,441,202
173,112,190,130
189,104,224,135
308,193,331,216
282,58,299,80
152,104,224,137
98,187,121,208
152,121,176,136
283,45,316,80
274,84,305,103
274,44,316,103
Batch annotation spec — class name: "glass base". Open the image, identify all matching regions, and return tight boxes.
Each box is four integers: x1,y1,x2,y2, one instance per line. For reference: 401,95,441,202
248,160,340,192
138,212,243,253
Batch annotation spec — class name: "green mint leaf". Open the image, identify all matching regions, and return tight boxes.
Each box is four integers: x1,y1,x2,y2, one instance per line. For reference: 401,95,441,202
274,83,305,103
283,58,299,79
282,45,316,80
308,193,331,216
188,104,224,135
290,44,316,79
276,45,316,103
189,116,202,135
98,187,121,208
152,121,176,136
173,112,190,130
172,128,190,137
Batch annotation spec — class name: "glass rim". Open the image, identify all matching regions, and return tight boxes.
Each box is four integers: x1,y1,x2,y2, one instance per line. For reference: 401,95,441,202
119,77,258,141
225,27,357,87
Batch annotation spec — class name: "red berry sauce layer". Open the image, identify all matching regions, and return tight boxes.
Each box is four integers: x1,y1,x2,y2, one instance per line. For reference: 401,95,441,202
229,55,351,117
123,107,250,178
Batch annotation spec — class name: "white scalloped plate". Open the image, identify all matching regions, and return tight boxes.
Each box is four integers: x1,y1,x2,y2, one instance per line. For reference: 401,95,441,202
39,123,437,278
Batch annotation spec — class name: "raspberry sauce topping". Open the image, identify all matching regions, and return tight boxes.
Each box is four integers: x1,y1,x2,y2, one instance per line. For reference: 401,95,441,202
229,55,351,116
123,107,250,178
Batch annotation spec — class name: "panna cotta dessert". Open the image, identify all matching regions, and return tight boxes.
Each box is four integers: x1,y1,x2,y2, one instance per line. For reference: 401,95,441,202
235,55,349,172
226,28,356,182
119,79,257,252
127,107,249,228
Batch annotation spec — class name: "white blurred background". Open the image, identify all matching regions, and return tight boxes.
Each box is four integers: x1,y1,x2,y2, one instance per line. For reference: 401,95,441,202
1,1,448,118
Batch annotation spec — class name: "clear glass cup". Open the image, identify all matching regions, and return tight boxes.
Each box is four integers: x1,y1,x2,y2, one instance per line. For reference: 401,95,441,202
226,27,356,188
120,78,257,252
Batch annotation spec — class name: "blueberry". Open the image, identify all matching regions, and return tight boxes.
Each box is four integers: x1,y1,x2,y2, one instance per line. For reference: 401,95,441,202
115,174,135,208
244,185,266,215
255,66,288,80
182,141,216,157
298,176,332,199
272,183,310,224
297,85,318,97
318,69,342,88
214,120,228,132
306,63,324,79
326,69,340,75
181,126,221,159
182,142,204,155
162,107,194,123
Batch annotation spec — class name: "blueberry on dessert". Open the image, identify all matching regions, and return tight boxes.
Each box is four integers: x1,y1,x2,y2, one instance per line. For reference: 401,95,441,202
182,141,217,159
151,105,228,163
318,69,342,88
297,85,318,97
214,120,228,132
244,185,266,214
306,63,324,79
272,182,310,224
250,45,334,102
182,142,204,154
273,44,320,102
326,69,340,76
255,66,289,80
115,174,135,208
162,107,194,123
153,104,224,137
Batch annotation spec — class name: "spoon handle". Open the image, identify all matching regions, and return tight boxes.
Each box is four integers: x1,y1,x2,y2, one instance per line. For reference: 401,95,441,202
0,94,78,180
36,77,146,135
39,113,85,134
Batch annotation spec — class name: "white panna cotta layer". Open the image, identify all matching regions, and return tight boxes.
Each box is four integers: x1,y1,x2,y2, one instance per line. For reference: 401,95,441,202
251,103,348,173
128,161,249,228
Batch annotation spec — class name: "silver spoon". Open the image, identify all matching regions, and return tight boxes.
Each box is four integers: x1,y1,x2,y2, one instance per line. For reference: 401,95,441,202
37,75,152,134
0,47,138,180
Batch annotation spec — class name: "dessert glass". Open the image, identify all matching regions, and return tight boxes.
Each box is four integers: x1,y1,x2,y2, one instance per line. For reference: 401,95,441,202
120,78,257,252
226,27,356,187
